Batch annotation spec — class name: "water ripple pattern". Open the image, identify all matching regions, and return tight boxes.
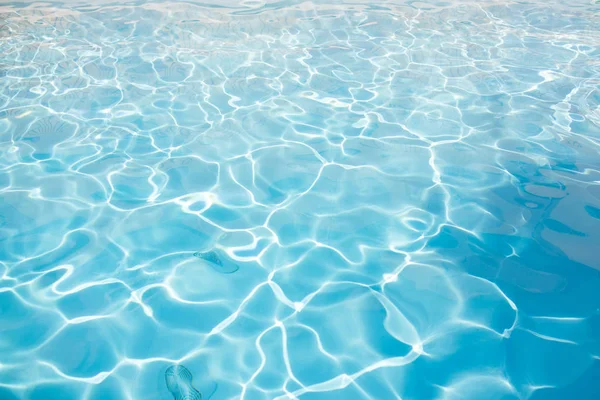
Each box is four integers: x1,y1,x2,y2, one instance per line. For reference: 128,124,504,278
1,0,600,399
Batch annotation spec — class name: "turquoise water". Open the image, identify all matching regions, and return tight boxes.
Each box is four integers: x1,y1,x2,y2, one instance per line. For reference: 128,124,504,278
1,0,600,398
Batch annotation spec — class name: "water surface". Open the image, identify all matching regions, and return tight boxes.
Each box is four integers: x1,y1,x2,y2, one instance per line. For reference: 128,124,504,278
1,0,600,399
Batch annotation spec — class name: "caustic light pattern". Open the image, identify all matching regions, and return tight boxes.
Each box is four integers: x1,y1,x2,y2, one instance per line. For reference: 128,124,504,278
1,0,600,399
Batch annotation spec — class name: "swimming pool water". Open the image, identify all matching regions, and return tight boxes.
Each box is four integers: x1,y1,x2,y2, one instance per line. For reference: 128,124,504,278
1,0,600,399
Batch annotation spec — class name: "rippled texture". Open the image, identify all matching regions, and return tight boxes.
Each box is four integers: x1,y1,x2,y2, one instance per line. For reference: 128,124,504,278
165,365,203,400
1,0,600,399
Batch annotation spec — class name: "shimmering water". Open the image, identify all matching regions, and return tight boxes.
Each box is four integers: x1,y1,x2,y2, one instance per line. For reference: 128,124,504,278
1,0,600,399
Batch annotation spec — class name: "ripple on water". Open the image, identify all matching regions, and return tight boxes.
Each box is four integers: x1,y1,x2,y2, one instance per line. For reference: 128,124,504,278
0,0,600,399
193,250,240,274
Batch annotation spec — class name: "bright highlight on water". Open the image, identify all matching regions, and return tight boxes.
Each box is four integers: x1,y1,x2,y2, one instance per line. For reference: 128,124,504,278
1,0,599,399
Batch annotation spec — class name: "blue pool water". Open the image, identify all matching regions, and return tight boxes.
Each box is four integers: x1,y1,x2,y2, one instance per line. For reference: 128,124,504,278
1,0,600,398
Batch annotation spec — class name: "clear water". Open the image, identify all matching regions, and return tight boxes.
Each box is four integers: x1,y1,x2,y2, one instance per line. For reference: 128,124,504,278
1,0,600,399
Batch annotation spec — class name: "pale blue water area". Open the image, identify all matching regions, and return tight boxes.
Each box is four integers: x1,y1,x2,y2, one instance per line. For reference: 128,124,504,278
1,0,600,398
